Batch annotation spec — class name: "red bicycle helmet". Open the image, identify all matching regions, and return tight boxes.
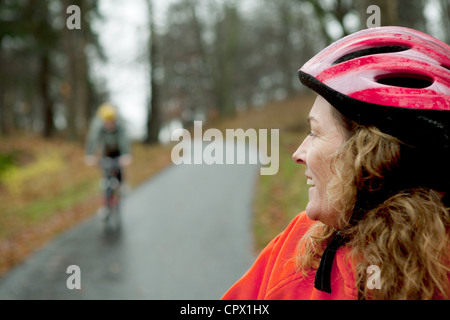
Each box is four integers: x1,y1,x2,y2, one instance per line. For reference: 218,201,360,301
299,26,450,111
298,26,450,193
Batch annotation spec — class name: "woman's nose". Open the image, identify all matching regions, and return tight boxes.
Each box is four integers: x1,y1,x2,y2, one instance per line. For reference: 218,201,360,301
292,140,306,165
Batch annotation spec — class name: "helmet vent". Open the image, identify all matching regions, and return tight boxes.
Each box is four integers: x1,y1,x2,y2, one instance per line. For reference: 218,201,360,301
442,64,450,71
376,74,433,89
333,45,411,65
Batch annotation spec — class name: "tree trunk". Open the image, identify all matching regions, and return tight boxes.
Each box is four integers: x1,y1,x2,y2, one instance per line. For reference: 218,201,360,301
213,3,240,117
0,43,7,135
379,0,399,26
278,0,295,97
61,0,78,140
144,0,161,144
39,51,55,138
74,36,89,136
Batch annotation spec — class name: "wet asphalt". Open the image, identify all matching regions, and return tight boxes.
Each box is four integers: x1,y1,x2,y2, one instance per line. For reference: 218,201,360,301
0,152,259,300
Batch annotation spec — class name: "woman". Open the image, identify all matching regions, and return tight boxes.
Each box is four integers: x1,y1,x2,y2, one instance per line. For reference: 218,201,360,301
222,26,450,300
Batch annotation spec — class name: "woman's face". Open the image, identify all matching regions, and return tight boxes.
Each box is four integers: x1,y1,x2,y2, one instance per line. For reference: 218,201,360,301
292,96,346,228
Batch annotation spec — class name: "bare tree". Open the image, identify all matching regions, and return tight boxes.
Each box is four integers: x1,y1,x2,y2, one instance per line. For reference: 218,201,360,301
33,0,57,137
61,0,103,140
144,0,162,144
211,1,241,117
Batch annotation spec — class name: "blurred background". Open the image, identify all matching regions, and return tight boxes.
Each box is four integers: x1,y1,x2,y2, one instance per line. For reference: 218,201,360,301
0,0,449,296
1,0,448,143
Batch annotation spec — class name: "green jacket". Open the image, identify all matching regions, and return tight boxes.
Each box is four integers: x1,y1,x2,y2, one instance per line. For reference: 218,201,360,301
85,116,130,157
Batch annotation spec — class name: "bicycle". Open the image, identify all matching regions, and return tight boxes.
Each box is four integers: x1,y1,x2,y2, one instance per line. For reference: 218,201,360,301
100,157,122,233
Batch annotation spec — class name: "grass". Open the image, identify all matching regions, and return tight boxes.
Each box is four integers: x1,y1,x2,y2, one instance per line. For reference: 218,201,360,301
253,133,308,250
16,178,97,223
0,93,316,276
241,96,315,251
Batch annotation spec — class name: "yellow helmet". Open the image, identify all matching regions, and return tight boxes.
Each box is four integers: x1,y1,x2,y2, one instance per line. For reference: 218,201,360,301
97,103,117,122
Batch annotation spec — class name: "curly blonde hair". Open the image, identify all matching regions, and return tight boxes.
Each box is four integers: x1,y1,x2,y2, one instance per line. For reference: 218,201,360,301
297,111,450,300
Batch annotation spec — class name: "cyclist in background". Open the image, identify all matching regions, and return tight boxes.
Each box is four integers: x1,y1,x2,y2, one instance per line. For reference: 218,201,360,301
85,103,132,211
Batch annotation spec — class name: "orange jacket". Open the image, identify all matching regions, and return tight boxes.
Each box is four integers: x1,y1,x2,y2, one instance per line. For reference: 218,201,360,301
221,211,358,300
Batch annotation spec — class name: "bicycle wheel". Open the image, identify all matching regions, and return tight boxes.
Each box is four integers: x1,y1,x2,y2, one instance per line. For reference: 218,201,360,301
104,186,121,234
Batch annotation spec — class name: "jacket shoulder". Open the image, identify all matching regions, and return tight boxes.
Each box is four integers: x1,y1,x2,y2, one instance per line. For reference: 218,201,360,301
222,212,314,299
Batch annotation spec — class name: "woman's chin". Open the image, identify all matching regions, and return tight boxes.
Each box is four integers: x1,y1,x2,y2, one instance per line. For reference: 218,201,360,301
305,206,320,222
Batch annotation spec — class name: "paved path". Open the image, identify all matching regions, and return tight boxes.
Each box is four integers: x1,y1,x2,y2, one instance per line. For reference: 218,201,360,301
0,150,259,300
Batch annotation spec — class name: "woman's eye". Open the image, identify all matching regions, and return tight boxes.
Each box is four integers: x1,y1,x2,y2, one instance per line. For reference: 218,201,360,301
308,130,316,137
